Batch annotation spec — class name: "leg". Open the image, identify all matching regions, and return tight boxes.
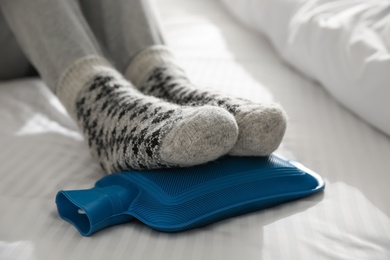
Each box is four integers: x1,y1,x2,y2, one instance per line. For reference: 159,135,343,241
0,11,36,80
1,0,103,91
80,0,287,156
0,0,238,172
79,0,164,73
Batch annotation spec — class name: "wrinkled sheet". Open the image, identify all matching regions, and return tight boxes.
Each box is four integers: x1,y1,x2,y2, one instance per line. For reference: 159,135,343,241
1,0,389,259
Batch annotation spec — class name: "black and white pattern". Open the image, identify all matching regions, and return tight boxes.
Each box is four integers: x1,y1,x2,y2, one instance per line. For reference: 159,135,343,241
126,46,288,156
139,65,252,114
75,74,181,172
60,60,238,173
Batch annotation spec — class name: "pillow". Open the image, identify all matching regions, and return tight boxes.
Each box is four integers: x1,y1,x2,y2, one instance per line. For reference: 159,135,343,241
56,154,324,236
221,0,390,135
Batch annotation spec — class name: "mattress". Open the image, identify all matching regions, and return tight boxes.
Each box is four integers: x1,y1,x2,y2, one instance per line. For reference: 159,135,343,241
0,0,389,259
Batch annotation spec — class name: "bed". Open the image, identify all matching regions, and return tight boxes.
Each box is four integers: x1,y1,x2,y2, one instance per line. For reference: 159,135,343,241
1,0,389,259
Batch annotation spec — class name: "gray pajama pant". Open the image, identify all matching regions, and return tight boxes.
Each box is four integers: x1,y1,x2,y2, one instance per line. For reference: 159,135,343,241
0,0,164,91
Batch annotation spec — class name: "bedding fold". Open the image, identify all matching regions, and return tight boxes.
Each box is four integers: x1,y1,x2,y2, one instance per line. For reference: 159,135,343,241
221,0,390,136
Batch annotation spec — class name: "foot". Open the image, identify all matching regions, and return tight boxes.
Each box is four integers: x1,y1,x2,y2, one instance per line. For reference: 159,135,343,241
57,56,239,173
126,46,287,156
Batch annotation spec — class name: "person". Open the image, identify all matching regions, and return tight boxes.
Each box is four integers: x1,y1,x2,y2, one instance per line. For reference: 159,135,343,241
0,0,287,173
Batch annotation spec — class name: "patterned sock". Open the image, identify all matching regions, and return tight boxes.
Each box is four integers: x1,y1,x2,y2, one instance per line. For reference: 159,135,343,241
56,56,239,173
125,46,287,156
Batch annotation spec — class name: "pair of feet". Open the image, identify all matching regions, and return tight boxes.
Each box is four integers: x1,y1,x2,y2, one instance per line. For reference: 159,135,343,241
58,46,287,173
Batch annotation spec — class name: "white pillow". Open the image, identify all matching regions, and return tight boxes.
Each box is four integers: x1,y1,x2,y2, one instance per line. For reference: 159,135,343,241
221,0,390,136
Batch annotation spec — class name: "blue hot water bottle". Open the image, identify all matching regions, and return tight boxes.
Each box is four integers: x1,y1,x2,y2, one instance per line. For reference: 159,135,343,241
56,154,325,236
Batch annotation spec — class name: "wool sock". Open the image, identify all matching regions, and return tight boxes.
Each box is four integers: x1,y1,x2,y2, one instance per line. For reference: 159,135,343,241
57,56,239,173
125,46,287,156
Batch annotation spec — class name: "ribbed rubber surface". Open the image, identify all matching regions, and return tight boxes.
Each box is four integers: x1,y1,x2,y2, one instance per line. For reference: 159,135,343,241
56,154,324,235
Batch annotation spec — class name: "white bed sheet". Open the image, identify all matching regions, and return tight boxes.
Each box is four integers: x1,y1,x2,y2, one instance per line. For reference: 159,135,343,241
1,0,389,259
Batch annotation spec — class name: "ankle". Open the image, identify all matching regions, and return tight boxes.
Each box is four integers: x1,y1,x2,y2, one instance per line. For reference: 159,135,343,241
56,56,116,119
125,45,179,86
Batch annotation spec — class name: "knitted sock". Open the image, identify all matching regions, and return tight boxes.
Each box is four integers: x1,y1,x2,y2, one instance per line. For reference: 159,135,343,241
57,56,239,173
125,46,287,156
